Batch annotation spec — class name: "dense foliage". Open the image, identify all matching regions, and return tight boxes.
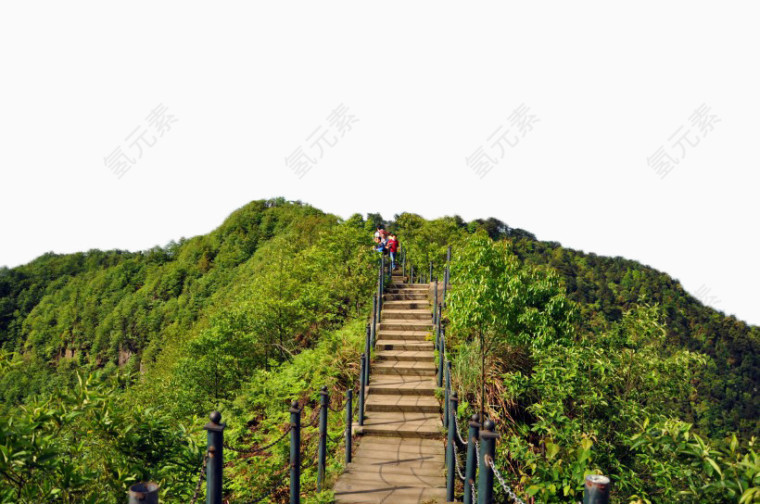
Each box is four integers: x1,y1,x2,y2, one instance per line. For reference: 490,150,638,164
0,201,757,503
443,232,759,503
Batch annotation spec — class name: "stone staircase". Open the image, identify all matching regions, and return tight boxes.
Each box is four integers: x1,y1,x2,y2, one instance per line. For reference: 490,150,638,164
333,270,446,503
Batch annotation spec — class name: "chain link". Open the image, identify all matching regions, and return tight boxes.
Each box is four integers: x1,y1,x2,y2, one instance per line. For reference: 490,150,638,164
454,447,466,482
471,482,476,504
224,425,292,455
454,413,468,447
474,440,480,469
189,451,209,504
487,456,527,504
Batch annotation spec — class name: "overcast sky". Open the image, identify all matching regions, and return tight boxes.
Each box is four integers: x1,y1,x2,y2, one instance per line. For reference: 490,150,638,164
1,2,757,326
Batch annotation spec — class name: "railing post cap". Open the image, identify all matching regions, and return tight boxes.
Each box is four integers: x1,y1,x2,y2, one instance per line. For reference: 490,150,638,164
451,391,458,400
469,413,481,428
586,474,611,486
204,411,225,432
128,481,159,500
289,400,300,413
479,419,500,440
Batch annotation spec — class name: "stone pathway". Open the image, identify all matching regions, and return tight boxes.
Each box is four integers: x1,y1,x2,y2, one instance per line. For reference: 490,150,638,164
333,272,445,503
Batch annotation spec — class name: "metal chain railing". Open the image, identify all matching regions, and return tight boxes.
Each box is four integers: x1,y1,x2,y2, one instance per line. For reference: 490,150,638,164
224,425,292,454
454,446,466,482
487,457,527,504
188,451,209,504
454,413,468,448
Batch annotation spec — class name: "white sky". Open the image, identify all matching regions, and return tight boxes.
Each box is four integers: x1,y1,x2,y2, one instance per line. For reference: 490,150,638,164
0,2,757,326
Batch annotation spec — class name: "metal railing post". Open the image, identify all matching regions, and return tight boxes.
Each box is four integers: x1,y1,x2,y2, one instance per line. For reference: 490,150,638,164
289,401,301,504
204,412,225,504
444,361,451,429
477,420,498,504
584,475,611,504
317,387,328,491
128,482,159,504
358,354,366,426
436,303,442,351
464,414,480,504
433,277,439,337
442,267,448,306
438,329,445,388
429,261,433,284
380,256,385,296
364,324,371,386
371,295,377,349
446,391,459,502
377,265,383,313
345,390,353,464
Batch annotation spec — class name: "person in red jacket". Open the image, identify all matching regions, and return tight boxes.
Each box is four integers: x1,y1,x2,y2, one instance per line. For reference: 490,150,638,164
387,233,399,270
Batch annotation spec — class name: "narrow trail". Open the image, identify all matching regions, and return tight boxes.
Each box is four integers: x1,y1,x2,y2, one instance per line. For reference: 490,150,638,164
333,269,446,503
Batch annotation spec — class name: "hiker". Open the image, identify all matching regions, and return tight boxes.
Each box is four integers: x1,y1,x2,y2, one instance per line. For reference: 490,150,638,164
387,233,399,270
374,225,386,243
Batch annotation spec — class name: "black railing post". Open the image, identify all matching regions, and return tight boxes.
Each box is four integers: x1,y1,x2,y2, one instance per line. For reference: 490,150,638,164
442,267,448,306
378,264,384,313
317,387,328,491
289,401,301,504
345,389,353,464
433,277,439,334
440,328,445,385
380,256,385,296
444,360,451,429
128,482,159,504
447,245,452,263
477,420,498,504
584,475,611,504
203,412,225,504
364,324,371,386
358,354,366,426
464,414,480,504
429,261,433,284
436,303,443,351
371,295,377,348
402,248,406,277
446,391,459,502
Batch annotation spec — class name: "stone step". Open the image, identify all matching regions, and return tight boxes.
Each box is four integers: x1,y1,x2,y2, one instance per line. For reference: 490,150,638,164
376,350,433,362
337,464,444,484
382,300,430,310
355,435,443,454
366,394,440,413
384,292,429,301
377,329,433,341
358,411,442,439
381,309,433,321
334,480,445,504
373,361,437,376
386,285,430,293
379,321,432,332
369,375,437,396
375,340,434,351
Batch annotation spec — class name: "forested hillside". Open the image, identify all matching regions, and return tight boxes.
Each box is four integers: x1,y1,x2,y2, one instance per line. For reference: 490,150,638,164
0,199,757,503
